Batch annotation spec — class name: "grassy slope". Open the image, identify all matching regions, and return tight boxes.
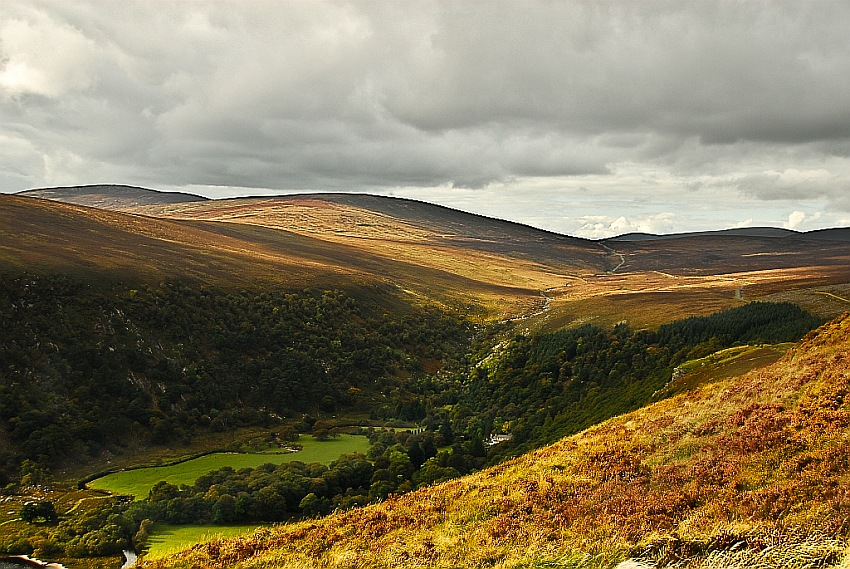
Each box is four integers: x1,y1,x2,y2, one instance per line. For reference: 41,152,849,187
0,194,345,287
143,314,850,569
134,196,608,319
144,525,263,561
132,194,850,328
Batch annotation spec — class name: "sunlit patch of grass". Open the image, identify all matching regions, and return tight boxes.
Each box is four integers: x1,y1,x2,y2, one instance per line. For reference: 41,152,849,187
88,435,370,499
657,344,791,399
143,524,263,560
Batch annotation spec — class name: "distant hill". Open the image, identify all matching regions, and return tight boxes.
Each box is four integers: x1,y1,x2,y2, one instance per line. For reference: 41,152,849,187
140,314,850,569
8,186,850,326
609,227,797,241
609,226,850,242
1,193,605,320
804,227,850,241
18,184,207,209
132,193,607,278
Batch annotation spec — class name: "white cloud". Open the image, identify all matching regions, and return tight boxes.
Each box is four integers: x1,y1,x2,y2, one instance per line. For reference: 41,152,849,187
729,218,754,229
784,210,822,231
1,0,849,235
0,8,99,98
785,211,807,230
574,213,678,239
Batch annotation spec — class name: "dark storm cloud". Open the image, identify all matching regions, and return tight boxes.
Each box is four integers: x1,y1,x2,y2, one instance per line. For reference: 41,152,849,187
1,0,849,233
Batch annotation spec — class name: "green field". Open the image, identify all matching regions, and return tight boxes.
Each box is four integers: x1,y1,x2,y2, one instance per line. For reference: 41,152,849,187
143,523,264,560
88,434,370,499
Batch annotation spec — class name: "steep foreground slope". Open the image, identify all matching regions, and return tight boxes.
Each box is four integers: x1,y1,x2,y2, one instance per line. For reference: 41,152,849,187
145,314,850,569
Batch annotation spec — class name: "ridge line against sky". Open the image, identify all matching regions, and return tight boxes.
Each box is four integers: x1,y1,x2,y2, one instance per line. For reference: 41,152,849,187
1,0,849,238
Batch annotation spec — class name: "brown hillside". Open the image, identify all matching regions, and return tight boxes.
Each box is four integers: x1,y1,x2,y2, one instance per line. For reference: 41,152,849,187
133,195,607,293
130,194,850,328
143,314,850,569
0,194,351,287
9,189,850,325
18,184,207,209
1,194,594,318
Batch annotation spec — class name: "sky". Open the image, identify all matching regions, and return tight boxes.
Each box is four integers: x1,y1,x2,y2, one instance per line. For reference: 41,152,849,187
1,1,849,238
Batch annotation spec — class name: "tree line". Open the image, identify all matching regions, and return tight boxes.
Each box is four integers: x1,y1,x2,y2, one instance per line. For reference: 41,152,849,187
0,274,472,479
455,301,823,461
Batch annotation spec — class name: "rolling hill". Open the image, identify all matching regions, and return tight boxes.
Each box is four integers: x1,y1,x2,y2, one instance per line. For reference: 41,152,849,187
18,185,208,209
608,226,850,242
2,192,602,319
13,185,850,327
140,313,850,569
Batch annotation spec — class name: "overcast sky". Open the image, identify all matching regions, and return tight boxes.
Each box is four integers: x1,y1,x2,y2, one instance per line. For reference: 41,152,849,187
2,1,849,237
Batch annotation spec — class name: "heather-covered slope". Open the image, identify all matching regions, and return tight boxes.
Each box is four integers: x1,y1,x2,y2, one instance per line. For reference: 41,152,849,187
143,314,850,569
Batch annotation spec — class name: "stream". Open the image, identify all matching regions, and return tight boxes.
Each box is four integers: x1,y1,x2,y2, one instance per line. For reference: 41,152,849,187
121,550,138,569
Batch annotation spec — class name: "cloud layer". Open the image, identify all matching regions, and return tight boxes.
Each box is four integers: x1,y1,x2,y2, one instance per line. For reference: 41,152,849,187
2,1,849,236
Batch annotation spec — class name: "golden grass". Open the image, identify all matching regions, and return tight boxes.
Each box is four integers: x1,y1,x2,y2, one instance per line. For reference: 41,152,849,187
137,197,596,315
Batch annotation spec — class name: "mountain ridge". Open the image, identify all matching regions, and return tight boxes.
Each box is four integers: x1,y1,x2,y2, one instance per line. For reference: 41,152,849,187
15,184,850,243
0,193,595,320
609,226,850,242
6,186,850,326
17,184,208,209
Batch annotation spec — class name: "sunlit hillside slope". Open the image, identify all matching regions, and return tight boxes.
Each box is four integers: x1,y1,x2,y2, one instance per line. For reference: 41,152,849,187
131,192,850,328
131,194,610,318
11,186,850,325
2,194,604,318
19,184,208,209
143,314,850,569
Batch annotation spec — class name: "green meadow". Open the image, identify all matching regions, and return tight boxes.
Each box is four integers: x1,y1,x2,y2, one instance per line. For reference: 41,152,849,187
88,434,370,499
143,524,264,559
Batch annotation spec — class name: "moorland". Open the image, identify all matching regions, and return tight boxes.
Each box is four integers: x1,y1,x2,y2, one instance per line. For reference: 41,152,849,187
1,185,849,568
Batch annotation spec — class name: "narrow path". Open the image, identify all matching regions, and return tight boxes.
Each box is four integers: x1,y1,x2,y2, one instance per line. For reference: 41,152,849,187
600,243,626,273
815,291,850,303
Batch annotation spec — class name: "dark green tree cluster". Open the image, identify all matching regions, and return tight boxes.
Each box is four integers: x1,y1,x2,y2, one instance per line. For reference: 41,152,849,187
19,501,57,523
458,302,824,462
0,274,472,475
655,300,823,351
128,426,488,526
364,429,485,497
129,453,377,524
